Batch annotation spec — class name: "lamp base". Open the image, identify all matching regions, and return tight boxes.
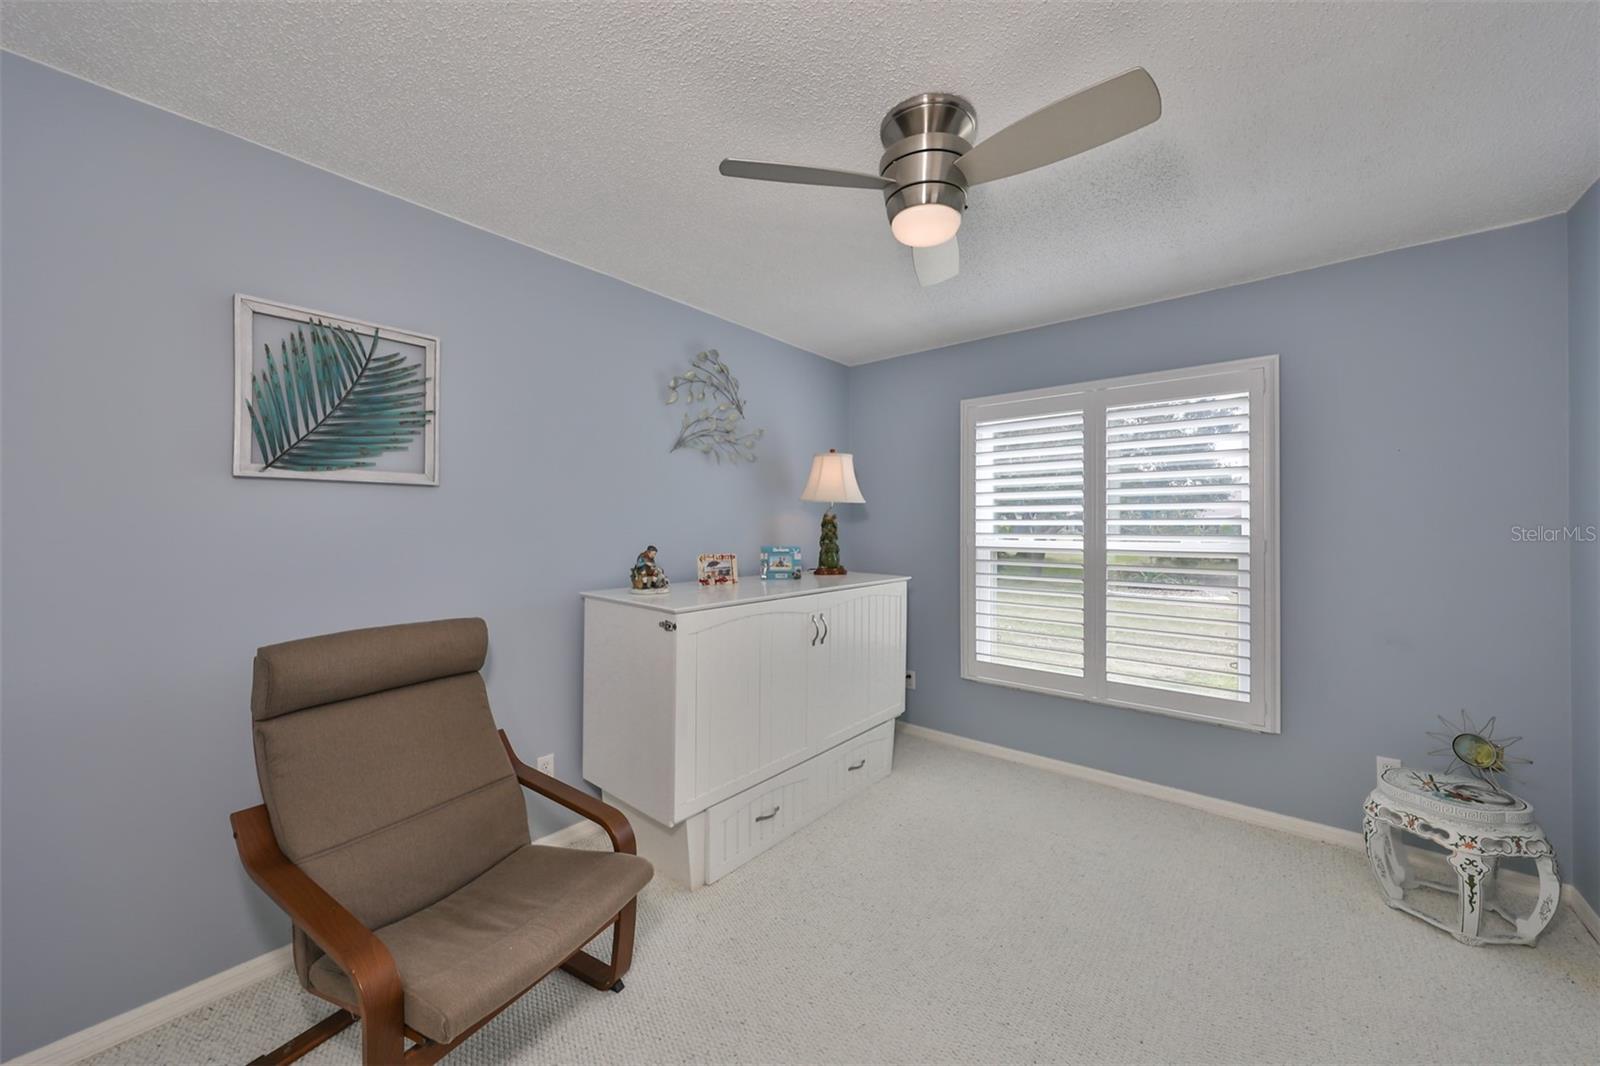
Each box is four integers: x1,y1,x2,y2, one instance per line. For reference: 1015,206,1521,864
813,567,848,576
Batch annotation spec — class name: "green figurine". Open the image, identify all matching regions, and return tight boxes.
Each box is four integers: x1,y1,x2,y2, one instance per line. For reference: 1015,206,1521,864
816,510,844,575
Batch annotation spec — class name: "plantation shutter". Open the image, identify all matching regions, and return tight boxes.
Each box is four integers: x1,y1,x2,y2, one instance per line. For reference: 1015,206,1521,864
961,357,1278,732
1104,391,1252,703
973,408,1086,677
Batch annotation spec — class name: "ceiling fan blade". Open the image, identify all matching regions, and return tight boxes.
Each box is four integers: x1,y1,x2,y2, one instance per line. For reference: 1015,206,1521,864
719,159,892,190
913,237,959,286
954,68,1161,186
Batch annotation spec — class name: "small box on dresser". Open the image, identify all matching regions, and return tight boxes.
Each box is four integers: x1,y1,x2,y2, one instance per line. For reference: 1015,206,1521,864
581,572,909,887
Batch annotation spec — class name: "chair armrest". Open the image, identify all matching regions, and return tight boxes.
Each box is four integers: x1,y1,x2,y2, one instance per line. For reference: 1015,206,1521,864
230,804,404,1053
500,731,637,855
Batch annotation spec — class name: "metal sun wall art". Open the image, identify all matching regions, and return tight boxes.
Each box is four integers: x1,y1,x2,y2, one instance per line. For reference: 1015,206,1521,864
665,349,762,463
1425,709,1531,794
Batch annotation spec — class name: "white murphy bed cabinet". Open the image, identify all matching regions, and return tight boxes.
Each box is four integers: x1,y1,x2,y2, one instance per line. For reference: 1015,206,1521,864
581,573,908,887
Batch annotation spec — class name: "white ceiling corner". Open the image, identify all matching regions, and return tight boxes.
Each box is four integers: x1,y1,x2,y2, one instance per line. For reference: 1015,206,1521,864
3,1,1596,365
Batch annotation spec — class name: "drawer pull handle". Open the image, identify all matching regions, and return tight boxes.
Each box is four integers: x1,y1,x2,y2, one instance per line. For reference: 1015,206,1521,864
810,615,819,646
847,759,867,772
820,615,829,644
755,806,780,823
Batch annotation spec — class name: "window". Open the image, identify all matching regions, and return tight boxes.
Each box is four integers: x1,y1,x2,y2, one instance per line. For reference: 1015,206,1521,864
961,356,1279,732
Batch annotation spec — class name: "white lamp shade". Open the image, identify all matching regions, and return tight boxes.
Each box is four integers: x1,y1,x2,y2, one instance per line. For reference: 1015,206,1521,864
800,449,865,505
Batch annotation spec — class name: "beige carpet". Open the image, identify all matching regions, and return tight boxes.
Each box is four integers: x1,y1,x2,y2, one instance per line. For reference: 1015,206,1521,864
84,732,1600,1064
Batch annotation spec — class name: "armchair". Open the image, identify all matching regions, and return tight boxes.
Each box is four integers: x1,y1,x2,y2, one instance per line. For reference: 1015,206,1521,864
230,618,651,1064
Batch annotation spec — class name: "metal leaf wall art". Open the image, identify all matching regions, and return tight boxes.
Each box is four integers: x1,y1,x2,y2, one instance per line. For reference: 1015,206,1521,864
665,349,762,463
246,320,433,472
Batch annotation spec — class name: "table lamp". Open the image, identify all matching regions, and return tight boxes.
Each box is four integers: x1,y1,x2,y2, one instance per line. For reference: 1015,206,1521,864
800,449,866,575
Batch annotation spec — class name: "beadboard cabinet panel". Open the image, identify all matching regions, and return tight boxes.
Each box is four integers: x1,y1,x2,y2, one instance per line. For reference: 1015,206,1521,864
809,587,908,750
758,610,815,773
688,611,764,803
683,606,819,808
580,599,679,822
704,760,817,884
821,720,895,807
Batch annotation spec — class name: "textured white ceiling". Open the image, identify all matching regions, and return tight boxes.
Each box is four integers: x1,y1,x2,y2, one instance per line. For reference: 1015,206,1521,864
4,2,1597,364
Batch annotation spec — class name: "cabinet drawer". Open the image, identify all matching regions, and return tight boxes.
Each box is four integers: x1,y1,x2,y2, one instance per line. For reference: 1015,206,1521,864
820,720,894,805
702,721,897,885
703,756,819,884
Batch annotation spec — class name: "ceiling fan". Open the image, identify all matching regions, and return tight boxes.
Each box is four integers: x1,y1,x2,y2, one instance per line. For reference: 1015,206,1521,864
719,68,1161,286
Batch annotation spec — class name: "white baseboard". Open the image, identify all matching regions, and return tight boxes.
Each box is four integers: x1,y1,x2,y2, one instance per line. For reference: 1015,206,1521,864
897,720,1363,848
897,720,1600,947
5,819,604,1065
5,945,294,1066
1567,884,1600,945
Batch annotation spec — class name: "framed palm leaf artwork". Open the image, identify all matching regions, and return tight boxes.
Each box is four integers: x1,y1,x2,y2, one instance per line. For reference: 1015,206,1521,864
232,295,439,485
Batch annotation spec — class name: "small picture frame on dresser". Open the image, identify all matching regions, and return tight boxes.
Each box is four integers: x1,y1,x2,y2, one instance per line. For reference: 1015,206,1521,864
697,553,738,585
760,545,803,580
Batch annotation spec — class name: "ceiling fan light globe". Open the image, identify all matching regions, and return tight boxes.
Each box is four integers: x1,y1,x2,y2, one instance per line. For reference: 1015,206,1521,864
890,203,962,248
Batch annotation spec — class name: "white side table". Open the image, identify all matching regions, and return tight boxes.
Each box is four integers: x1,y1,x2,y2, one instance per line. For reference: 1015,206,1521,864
1363,767,1560,946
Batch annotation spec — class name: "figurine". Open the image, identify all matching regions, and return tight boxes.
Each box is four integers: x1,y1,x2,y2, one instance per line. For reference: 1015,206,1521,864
629,545,670,594
815,510,844,574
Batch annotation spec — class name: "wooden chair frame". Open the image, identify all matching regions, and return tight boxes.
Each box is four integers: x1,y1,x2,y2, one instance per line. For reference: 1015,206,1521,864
231,731,639,1065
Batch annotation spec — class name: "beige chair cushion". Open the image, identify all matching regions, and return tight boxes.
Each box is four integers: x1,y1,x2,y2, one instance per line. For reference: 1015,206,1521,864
251,619,531,930
252,618,490,721
307,844,654,1044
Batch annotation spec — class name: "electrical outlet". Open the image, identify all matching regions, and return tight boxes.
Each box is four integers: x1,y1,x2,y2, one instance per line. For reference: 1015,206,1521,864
1376,755,1400,783
535,753,556,777
905,670,917,690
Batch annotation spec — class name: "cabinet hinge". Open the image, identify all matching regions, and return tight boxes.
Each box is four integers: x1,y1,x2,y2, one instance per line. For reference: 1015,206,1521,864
658,620,677,632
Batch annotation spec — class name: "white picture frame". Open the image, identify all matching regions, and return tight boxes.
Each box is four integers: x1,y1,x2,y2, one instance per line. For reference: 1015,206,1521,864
697,552,738,586
232,294,439,485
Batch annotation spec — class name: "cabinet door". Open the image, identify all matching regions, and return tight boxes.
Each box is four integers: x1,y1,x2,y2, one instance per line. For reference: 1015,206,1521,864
687,612,762,801
758,608,816,770
809,586,907,748
806,594,855,747
686,606,819,804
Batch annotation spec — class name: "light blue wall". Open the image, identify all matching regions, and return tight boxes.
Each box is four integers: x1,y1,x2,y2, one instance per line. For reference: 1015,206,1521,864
2,48,1592,1063
1570,178,1600,910
0,54,848,1058
845,217,1575,870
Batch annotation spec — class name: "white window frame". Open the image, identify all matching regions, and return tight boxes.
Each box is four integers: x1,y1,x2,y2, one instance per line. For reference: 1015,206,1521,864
960,355,1280,733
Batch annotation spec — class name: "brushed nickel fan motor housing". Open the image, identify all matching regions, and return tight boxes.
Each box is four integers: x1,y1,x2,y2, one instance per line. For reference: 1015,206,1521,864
878,93,976,228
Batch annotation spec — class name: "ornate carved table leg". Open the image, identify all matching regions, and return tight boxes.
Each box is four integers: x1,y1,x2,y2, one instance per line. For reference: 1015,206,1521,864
1513,853,1562,944
1478,857,1497,909
1448,851,1489,944
1363,811,1406,903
